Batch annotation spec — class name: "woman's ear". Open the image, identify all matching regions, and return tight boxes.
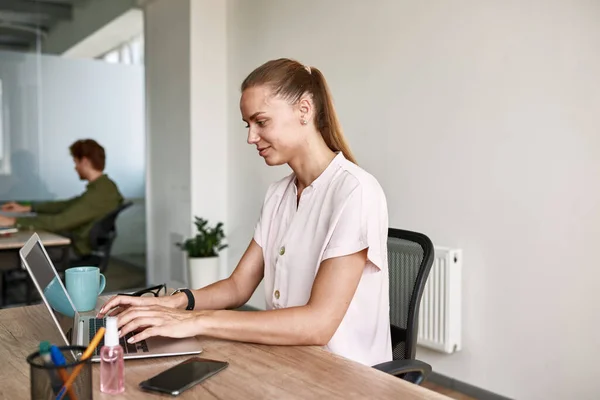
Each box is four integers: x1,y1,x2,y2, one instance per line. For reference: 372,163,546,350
298,95,313,125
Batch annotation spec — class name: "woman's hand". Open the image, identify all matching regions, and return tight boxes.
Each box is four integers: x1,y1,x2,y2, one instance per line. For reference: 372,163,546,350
116,305,206,344
97,293,185,318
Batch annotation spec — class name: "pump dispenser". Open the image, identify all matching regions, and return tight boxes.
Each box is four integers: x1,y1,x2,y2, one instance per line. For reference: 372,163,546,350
100,317,124,394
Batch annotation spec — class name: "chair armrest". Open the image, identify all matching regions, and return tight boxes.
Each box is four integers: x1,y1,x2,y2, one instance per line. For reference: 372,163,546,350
372,359,432,385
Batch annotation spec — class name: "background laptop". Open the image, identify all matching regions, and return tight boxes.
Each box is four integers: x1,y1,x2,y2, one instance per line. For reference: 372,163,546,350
19,232,202,362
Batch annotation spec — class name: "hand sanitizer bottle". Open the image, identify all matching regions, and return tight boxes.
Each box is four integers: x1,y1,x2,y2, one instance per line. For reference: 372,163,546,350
100,317,125,394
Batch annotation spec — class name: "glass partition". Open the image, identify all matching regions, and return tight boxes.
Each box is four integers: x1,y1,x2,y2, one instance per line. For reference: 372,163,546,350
0,1,146,305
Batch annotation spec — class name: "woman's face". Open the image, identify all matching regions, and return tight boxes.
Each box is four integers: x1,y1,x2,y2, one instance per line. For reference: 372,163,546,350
240,85,305,166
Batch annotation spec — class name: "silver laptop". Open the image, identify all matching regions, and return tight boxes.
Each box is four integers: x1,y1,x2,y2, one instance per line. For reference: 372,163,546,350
20,233,203,362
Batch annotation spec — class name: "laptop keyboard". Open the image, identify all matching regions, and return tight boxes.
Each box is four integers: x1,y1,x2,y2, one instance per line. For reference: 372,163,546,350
89,318,149,356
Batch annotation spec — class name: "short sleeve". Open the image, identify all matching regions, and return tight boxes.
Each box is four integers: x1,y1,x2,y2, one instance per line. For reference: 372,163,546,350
322,186,385,270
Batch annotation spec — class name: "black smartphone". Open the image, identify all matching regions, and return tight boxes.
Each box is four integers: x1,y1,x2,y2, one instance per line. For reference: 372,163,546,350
139,357,229,396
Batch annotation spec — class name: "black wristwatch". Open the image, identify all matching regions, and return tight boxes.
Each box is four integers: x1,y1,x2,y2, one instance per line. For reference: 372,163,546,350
171,288,195,311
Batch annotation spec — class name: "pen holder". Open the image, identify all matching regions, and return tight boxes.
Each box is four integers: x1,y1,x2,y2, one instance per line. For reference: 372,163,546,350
27,345,93,400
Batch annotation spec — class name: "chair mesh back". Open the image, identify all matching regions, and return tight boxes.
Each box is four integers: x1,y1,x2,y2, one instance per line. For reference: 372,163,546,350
392,341,406,362
89,202,132,249
388,236,425,360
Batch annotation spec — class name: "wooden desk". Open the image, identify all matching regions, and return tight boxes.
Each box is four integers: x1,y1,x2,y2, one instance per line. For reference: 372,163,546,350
0,300,450,399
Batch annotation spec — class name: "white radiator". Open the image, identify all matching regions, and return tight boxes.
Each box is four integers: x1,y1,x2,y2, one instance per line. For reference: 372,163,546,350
417,247,462,354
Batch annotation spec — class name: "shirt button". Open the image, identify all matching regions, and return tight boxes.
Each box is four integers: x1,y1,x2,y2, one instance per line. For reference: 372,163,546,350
274,290,280,299
279,246,285,256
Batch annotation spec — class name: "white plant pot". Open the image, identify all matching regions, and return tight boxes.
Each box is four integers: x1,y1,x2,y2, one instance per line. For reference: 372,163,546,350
188,256,220,289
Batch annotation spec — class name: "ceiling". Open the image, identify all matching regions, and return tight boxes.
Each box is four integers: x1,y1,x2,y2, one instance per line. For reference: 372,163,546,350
0,0,80,52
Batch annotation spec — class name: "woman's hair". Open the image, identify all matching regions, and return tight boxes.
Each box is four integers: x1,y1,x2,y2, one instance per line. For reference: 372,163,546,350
241,58,357,164
69,139,106,171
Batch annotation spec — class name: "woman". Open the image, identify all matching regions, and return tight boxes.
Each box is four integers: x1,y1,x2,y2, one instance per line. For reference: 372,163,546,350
98,58,392,366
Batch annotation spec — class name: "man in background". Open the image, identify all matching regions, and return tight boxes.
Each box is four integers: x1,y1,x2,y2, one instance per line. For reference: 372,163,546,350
0,139,123,257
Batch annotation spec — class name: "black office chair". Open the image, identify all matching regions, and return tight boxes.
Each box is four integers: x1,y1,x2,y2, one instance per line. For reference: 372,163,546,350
372,228,435,384
70,201,133,273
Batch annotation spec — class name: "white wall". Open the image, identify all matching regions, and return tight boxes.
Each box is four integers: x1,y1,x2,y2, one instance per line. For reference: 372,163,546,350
144,0,192,286
189,0,228,281
226,1,600,399
145,0,228,285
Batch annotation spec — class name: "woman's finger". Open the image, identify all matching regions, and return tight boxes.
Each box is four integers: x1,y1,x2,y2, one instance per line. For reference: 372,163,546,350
106,305,128,317
97,295,123,316
116,304,167,320
119,316,164,338
128,326,162,344
127,314,201,343
116,307,168,330
129,323,183,343
100,294,165,317
98,295,139,317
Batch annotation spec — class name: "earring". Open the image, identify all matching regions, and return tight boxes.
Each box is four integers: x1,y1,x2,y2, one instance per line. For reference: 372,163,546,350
301,119,307,125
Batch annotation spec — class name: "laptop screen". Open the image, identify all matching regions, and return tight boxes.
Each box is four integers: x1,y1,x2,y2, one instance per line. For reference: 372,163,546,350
24,241,76,342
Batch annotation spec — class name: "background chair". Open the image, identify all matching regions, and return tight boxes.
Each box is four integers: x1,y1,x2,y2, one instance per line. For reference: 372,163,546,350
70,201,133,273
372,228,435,385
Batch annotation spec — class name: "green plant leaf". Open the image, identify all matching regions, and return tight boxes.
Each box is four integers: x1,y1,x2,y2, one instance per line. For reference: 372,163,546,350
176,217,227,258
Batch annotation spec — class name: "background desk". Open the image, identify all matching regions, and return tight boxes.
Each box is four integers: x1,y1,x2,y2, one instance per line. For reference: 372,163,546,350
0,298,450,399
0,230,70,253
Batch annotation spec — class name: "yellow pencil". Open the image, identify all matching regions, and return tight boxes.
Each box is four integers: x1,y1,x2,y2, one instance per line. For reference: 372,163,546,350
54,362,77,400
56,327,106,400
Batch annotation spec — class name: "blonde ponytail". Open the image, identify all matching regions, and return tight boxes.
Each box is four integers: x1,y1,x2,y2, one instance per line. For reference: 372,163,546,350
310,67,357,164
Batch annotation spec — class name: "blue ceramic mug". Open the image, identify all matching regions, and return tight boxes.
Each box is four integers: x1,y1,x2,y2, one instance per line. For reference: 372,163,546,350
65,266,106,312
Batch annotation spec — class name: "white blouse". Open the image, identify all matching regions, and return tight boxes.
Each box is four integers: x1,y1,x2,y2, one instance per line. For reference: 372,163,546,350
254,152,392,366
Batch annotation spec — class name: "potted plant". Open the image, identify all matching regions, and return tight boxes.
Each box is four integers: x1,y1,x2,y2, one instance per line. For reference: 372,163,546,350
176,217,227,289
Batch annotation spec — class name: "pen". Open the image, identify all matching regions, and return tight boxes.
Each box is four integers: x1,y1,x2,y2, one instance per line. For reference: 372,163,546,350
56,327,105,400
50,345,78,400
39,342,63,395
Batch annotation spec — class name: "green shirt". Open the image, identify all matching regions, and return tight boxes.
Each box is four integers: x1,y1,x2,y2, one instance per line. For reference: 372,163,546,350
16,174,124,256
